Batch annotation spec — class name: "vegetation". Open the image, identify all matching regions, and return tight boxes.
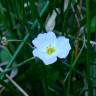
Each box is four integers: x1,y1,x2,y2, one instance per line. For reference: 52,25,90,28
0,0,96,96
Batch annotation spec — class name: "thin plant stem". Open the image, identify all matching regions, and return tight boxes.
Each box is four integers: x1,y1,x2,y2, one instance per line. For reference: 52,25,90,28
64,37,85,83
0,68,29,96
0,57,34,75
86,0,93,95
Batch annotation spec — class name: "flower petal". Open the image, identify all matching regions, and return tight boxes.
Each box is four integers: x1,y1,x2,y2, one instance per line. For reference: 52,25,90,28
33,48,57,65
32,32,56,51
46,32,56,46
56,36,71,58
32,33,47,50
43,57,57,65
33,48,47,59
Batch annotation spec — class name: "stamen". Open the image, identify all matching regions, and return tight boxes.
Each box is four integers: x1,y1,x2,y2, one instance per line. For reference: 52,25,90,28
46,46,55,55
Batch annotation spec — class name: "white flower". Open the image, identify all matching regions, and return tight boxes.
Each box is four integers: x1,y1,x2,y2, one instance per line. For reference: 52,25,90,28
32,32,71,65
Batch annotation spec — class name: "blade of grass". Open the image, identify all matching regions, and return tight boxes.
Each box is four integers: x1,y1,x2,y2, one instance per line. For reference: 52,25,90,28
0,79,16,95
0,67,29,96
0,33,29,79
85,0,93,95
64,37,85,83
62,0,73,33
0,57,34,75
66,51,74,96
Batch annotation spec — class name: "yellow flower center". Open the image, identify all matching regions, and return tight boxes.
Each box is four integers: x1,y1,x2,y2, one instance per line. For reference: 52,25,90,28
46,46,56,55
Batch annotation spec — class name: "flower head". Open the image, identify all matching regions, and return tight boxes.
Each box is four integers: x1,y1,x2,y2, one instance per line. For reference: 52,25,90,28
32,32,71,65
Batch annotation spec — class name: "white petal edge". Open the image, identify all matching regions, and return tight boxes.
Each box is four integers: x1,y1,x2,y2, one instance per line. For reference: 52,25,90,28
33,49,57,65
43,57,57,65
56,36,71,58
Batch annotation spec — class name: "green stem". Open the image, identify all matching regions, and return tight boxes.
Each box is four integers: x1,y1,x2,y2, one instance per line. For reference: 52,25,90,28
86,0,93,95
64,41,85,83
0,57,34,75
0,33,29,79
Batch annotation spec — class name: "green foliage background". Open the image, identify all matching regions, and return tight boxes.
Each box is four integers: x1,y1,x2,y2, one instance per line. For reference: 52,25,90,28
0,0,96,96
